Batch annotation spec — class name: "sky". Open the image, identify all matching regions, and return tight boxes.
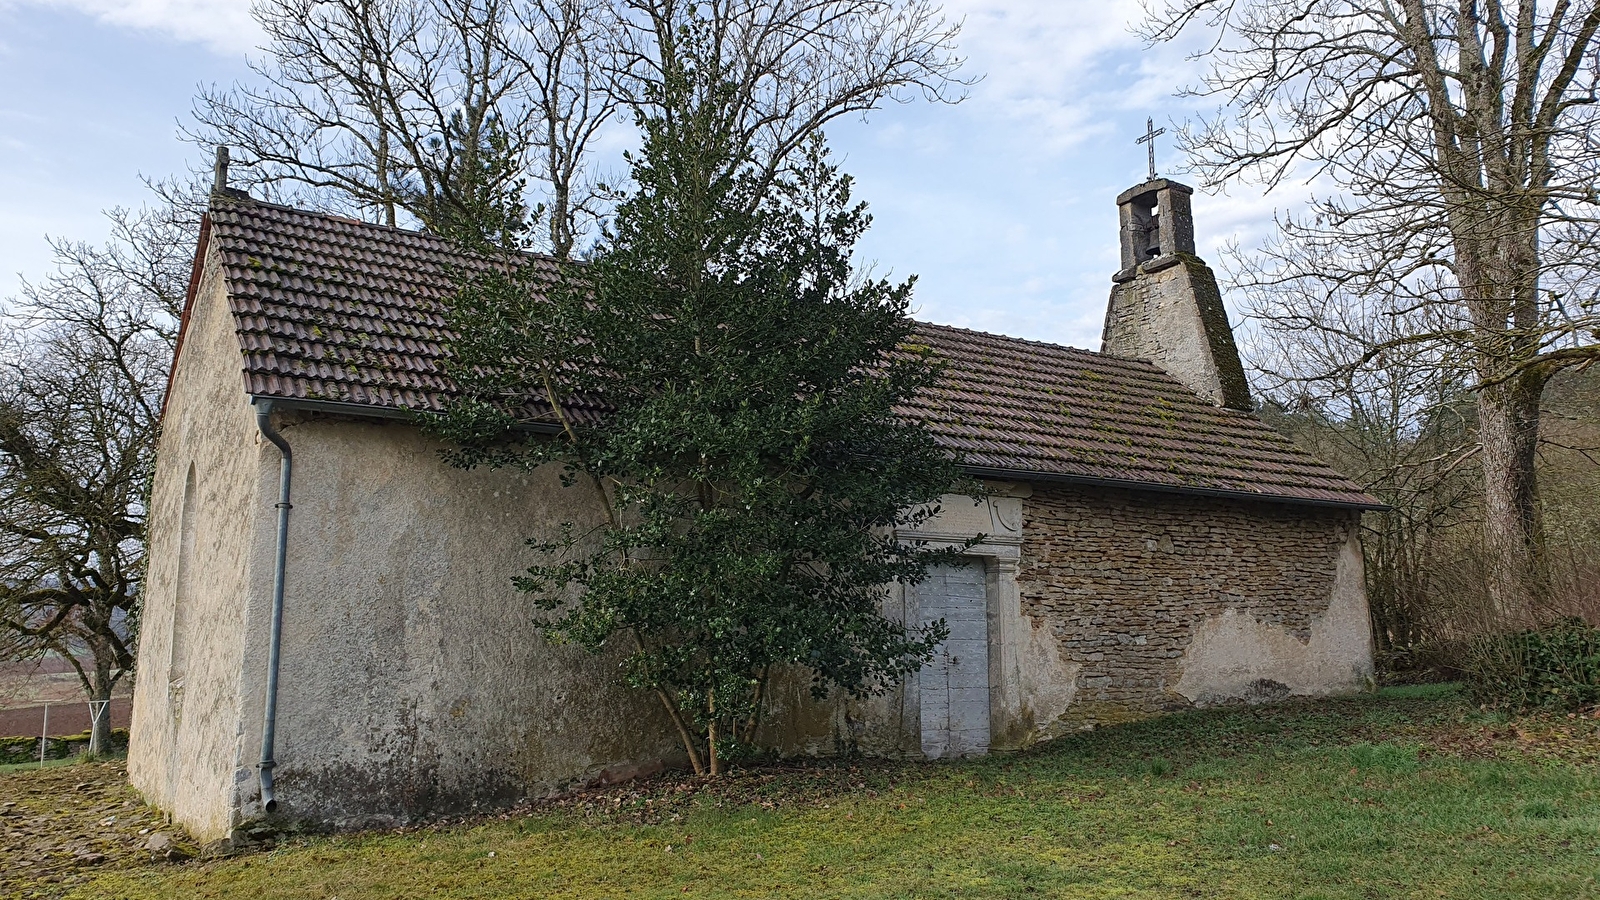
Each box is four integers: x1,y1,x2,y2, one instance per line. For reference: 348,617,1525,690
0,0,1314,350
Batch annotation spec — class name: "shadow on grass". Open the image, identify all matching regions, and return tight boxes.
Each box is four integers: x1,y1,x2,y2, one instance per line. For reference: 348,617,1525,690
931,684,1468,781
523,685,1481,825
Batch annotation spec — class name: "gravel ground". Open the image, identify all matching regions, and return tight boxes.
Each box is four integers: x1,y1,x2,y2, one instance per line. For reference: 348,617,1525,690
0,761,192,899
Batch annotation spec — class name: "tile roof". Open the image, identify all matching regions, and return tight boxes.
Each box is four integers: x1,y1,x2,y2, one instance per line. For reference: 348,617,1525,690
197,196,1379,509
901,326,1379,507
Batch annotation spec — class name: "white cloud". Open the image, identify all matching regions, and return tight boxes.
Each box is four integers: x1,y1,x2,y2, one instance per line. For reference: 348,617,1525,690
0,0,1319,352
935,3,1325,246
939,0,1211,156
19,0,261,55
1194,182,1314,254
948,0,1143,92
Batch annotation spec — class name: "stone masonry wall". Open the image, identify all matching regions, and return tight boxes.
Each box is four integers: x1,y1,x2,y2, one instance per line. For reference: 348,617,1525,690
1017,483,1361,722
1102,254,1253,411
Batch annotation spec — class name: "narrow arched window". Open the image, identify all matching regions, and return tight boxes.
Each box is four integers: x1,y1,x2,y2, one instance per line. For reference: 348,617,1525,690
170,463,198,687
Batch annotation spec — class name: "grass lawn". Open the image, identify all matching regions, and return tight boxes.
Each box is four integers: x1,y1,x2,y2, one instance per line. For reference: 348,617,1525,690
0,755,91,775
58,685,1600,898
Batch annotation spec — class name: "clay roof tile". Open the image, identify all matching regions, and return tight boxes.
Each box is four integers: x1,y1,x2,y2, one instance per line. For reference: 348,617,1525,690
205,197,1379,508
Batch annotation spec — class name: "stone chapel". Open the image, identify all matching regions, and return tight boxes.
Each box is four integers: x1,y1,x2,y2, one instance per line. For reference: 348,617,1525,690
128,173,1380,840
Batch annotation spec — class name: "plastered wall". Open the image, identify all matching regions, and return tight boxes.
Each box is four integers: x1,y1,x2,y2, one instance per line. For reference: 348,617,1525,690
1102,254,1253,410
757,487,1085,756
128,246,268,840
690,481,1372,760
134,253,683,840
229,414,683,830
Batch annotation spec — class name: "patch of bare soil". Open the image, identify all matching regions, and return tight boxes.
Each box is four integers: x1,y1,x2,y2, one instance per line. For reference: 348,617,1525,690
0,657,133,710
0,761,190,899
1416,706,1600,764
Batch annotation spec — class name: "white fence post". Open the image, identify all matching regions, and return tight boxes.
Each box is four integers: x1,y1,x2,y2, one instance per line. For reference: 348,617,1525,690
87,700,111,756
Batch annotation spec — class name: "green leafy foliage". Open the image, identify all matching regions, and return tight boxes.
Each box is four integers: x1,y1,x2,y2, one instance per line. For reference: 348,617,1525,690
1467,618,1600,710
429,45,969,773
408,108,533,245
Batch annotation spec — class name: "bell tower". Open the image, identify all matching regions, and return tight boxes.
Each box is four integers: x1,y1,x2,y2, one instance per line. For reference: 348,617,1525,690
1100,176,1252,411
1115,178,1196,275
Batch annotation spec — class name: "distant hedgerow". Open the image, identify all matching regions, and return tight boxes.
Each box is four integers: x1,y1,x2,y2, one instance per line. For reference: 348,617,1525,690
1466,618,1600,711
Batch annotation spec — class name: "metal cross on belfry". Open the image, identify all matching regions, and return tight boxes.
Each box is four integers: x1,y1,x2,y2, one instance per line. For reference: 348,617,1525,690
1136,117,1166,181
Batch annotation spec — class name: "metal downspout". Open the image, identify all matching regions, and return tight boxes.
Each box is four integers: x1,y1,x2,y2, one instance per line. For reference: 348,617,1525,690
254,400,292,813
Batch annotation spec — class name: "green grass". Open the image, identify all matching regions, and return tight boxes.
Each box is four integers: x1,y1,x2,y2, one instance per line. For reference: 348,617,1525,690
0,753,94,774
77,687,1600,899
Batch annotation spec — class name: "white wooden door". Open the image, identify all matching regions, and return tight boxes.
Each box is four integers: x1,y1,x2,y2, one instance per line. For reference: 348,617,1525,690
915,561,990,758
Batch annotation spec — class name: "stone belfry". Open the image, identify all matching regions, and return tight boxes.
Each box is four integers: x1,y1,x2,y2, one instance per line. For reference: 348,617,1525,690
1100,131,1252,410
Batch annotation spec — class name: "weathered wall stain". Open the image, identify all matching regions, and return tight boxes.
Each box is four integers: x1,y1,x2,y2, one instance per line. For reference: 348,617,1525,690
227,415,684,834
1176,528,1373,704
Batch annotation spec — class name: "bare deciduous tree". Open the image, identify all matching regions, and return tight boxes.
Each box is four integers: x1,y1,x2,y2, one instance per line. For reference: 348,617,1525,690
609,0,966,197
511,0,621,257
191,0,532,230
1241,262,1484,650
1146,0,1600,617
0,196,194,754
194,1,964,255
192,0,617,256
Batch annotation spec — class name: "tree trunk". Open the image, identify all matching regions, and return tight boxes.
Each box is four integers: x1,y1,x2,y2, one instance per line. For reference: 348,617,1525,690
706,686,721,777
1477,375,1545,624
85,653,117,757
655,688,706,775
550,166,573,259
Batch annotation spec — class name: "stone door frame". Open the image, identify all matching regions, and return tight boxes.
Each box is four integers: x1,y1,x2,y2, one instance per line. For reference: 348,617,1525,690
895,485,1030,755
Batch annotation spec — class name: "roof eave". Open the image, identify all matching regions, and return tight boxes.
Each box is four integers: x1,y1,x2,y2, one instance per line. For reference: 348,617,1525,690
249,395,566,436
959,463,1388,512
159,211,214,422
247,398,1385,511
